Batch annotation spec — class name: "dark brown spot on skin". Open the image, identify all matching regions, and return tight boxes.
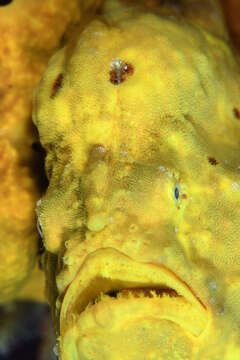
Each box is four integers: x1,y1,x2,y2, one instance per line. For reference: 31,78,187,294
50,73,63,99
109,61,134,85
233,107,240,119
208,157,218,165
182,194,187,199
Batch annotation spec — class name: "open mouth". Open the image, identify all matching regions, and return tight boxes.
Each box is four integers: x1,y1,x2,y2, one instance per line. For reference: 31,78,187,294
60,248,208,341
101,286,179,299
87,286,179,308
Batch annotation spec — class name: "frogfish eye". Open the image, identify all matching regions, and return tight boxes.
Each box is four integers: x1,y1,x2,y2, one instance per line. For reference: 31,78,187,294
174,185,179,200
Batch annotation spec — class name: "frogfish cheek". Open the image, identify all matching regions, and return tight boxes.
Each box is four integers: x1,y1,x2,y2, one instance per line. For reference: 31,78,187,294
62,317,194,360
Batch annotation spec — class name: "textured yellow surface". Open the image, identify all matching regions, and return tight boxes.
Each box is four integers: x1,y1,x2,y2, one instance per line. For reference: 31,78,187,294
0,0,87,304
33,0,240,359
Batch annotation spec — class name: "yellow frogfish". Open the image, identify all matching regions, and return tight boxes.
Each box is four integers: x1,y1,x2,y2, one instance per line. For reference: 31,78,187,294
33,0,240,359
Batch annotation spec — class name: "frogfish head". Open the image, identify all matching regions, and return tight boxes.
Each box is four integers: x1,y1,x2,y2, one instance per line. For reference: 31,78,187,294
33,2,240,359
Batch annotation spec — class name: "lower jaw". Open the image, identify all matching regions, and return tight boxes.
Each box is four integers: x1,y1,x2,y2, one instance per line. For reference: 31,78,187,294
79,286,200,334
61,289,197,360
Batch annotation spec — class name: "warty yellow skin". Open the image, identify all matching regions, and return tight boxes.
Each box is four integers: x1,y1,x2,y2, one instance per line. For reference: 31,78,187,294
33,0,240,359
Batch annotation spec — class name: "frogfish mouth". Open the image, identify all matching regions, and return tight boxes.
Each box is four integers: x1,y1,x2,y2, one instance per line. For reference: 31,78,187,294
59,248,208,359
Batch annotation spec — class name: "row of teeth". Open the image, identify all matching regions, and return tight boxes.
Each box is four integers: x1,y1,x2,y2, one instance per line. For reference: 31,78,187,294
85,287,179,310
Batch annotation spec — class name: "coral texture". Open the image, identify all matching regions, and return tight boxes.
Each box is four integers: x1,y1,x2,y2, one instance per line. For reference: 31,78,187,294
33,0,240,359
0,0,86,304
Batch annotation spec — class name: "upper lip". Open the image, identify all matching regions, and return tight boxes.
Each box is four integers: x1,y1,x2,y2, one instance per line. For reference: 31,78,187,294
60,247,208,336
